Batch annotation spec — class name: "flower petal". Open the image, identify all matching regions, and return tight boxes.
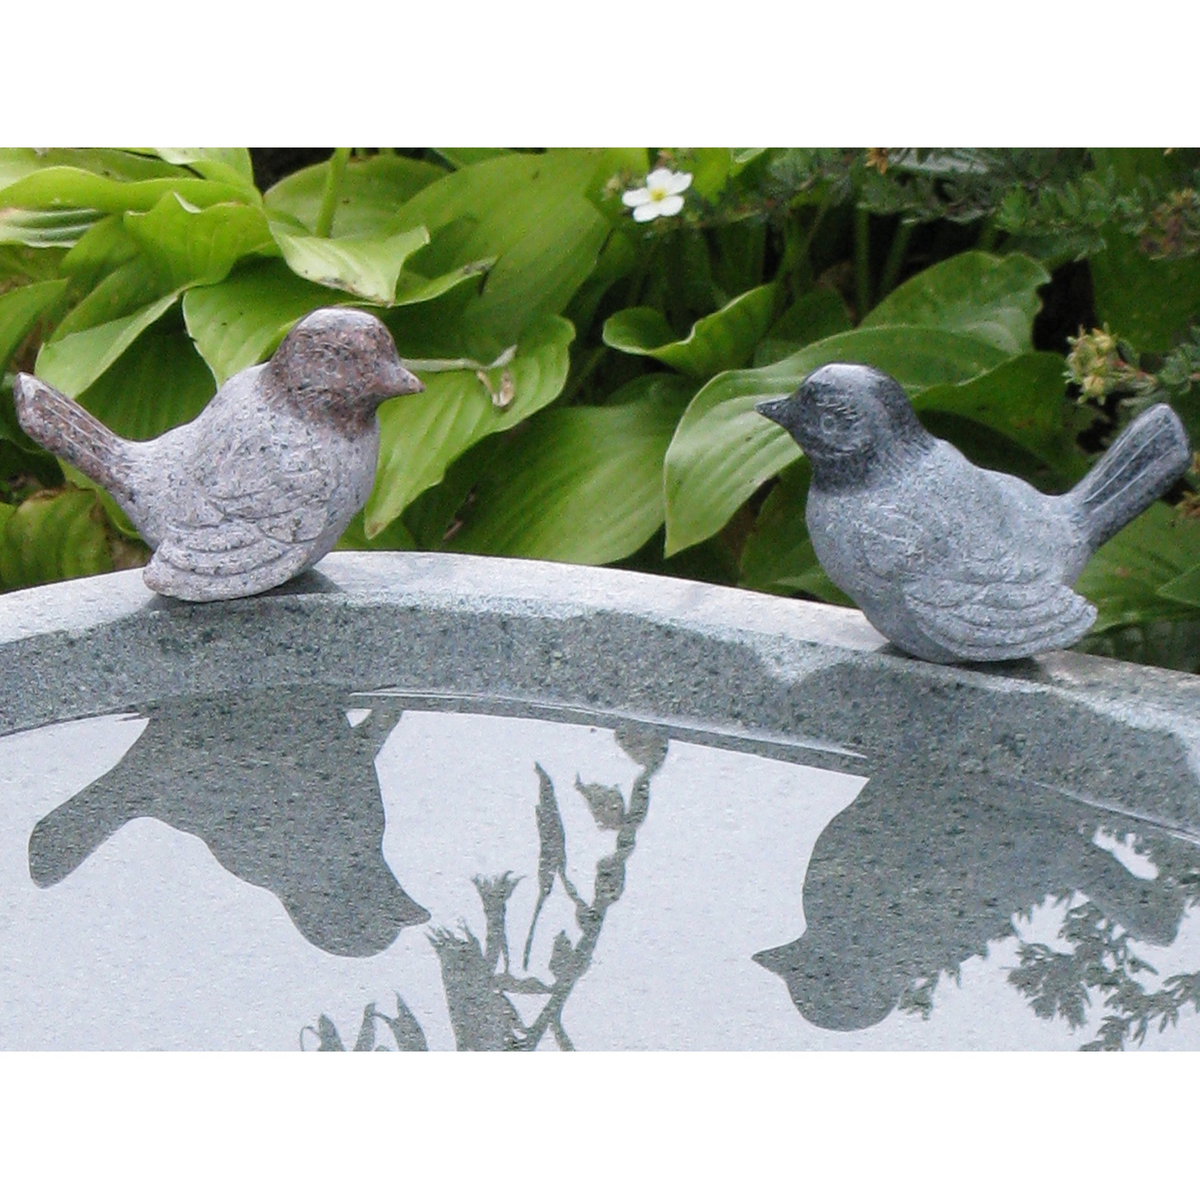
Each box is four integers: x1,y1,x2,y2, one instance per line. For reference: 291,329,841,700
657,193,685,217
664,172,692,196
632,202,663,222
644,168,675,192
622,187,653,208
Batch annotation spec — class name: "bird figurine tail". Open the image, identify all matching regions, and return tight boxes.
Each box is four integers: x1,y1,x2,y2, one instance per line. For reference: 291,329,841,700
1068,403,1191,553
13,373,136,504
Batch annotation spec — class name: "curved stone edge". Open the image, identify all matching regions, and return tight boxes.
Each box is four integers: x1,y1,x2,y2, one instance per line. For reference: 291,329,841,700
2,552,1200,835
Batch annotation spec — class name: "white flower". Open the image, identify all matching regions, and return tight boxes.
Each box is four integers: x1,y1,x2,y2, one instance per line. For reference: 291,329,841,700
622,168,692,223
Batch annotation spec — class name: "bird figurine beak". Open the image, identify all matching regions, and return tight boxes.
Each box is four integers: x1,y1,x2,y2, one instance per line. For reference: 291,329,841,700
754,396,790,426
388,363,425,396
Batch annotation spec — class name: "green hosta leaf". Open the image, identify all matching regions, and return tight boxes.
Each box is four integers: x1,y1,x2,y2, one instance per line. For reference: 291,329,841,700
1090,228,1200,355
860,251,1050,354
36,292,181,397
365,314,573,536
0,278,68,368
52,257,168,341
265,154,445,236
0,163,248,215
269,221,429,304
0,487,114,590
0,208,101,248
59,215,140,287
392,258,495,307
450,374,693,563
124,193,274,288
150,148,256,189
183,259,351,384
433,149,513,169
336,509,417,551
1075,503,1200,632
603,284,777,378
75,316,216,442
913,353,1090,481
0,148,195,188
663,326,1008,554
737,460,851,603
1159,563,1200,608
393,150,610,343
753,287,853,367
0,278,69,452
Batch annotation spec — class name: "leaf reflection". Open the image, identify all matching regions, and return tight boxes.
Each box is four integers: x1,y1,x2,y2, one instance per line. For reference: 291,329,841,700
303,724,669,1051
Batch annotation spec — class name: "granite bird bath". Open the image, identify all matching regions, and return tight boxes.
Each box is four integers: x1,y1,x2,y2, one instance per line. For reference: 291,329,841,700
4,552,1200,1050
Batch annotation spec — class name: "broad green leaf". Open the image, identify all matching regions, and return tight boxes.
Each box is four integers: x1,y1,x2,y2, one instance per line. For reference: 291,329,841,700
336,510,417,551
433,149,513,169
1075,503,1200,632
738,460,851,603
270,221,429,304
753,287,853,366
687,149,732,200
913,353,1090,481
59,214,140,287
392,258,495,307
265,154,446,236
450,374,694,563
0,243,67,283
183,259,354,384
0,278,68,368
663,326,1008,554
0,279,69,453
0,165,248,215
75,316,216,441
0,149,195,189
0,208,101,248
860,251,1050,354
51,257,167,340
365,314,574,536
36,292,180,397
124,193,274,288
0,487,113,590
393,150,610,343
151,148,256,189
1090,228,1200,354
1159,563,1200,608
603,284,777,378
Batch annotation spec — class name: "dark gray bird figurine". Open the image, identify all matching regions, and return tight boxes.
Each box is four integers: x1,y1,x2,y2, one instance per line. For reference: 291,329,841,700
756,363,1192,664
13,308,423,601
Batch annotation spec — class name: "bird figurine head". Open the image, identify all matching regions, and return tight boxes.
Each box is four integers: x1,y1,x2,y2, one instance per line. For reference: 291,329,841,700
266,308,424,429
756,363,933,485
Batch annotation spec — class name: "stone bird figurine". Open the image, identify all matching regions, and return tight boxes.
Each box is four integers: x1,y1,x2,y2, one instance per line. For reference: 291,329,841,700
13,308,423,601
756,363,1192,664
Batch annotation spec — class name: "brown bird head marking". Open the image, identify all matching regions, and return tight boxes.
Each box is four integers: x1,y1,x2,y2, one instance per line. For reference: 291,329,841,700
267,308,424,429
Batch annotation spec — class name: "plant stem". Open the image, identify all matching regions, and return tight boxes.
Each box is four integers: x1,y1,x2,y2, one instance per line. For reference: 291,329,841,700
854,206,872,317
315,148,351,238
977,219,1000,252
877,218,914,300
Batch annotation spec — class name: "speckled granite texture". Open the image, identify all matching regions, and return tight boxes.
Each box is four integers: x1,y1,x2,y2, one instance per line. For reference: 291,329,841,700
3,552,1199,837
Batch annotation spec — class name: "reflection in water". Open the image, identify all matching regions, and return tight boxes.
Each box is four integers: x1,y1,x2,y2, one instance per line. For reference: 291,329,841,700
8,666,1200,1049
27,687,429,956
753,670,1200,1048
304,725,669,1051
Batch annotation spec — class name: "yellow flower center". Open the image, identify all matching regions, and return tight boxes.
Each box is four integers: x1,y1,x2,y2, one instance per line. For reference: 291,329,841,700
648,186,668,202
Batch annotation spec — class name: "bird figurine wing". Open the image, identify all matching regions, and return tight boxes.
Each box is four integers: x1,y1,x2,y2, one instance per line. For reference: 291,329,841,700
143,415,337,600
902,558,1097,660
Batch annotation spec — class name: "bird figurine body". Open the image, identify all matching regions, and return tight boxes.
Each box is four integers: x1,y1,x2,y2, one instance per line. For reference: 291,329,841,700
756,363,1192,664
14,308,423,602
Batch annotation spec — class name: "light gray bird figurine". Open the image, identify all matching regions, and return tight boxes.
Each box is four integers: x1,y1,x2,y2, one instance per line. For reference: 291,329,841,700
14,308,423,602
756,363,1192,664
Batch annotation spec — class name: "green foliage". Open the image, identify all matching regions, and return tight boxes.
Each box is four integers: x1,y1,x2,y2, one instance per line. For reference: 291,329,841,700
2,147,1199,671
